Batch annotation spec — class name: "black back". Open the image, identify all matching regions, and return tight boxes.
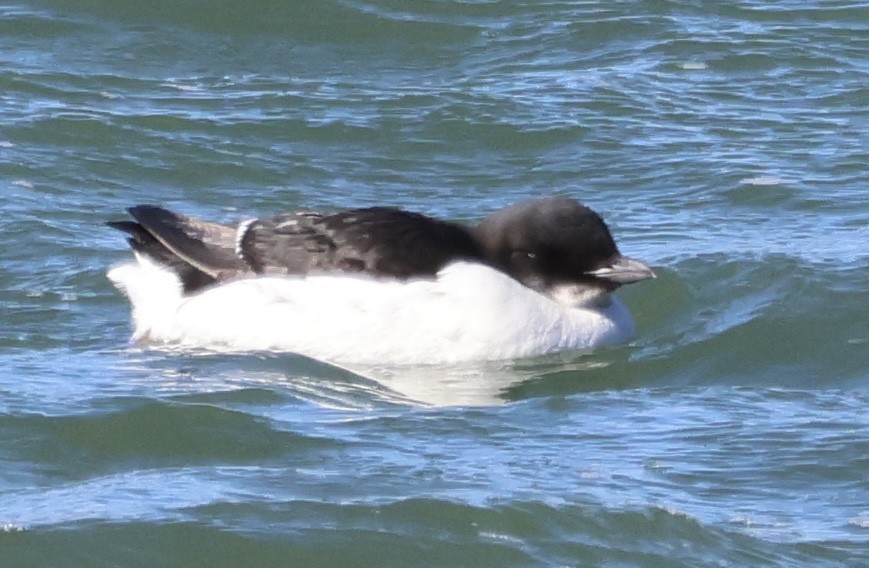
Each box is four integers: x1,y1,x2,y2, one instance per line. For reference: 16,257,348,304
239,207,484,278
109,197,628,295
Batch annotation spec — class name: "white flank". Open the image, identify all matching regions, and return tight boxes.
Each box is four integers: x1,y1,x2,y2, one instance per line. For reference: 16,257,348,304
107,257,636,365
107,253,185,343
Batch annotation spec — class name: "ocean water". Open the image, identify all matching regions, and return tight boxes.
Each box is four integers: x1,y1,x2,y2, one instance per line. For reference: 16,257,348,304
1,0,867,566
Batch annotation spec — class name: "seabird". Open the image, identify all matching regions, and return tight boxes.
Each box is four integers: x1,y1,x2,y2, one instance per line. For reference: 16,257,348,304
107,197,655,365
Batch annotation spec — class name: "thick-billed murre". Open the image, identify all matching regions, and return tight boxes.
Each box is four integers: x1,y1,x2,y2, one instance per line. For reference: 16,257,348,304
107,197,655,364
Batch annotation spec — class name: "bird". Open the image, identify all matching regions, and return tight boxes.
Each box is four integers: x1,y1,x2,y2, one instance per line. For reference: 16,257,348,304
106,196,655,365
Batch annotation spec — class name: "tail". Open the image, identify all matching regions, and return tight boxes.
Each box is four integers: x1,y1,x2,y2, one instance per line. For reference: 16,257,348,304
107,220,216,293
106,205,250,343
107,253,186,343
107,205,249,293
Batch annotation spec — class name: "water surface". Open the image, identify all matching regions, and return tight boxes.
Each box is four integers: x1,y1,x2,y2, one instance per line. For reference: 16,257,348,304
1,1,867,566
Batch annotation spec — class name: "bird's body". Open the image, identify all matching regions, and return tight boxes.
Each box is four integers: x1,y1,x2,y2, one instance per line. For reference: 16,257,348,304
107,197,654,365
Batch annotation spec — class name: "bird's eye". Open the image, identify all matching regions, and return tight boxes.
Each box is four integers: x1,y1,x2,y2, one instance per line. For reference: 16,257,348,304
511,250,536,262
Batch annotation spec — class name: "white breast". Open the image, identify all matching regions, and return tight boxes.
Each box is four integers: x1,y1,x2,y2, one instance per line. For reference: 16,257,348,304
108,256,636,365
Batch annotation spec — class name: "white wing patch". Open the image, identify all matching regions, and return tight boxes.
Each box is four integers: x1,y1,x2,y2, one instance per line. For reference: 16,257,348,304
235,218,257,259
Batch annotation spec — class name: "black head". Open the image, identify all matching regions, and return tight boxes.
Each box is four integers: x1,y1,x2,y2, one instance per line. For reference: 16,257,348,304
473,197,654,296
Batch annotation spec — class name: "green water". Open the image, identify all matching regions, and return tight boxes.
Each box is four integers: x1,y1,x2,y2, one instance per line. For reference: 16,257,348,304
1,1,867,566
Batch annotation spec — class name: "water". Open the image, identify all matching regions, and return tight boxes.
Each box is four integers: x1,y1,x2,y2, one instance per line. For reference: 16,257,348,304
1,0,867,565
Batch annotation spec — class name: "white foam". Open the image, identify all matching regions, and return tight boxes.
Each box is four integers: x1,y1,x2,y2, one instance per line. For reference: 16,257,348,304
740,176,783,186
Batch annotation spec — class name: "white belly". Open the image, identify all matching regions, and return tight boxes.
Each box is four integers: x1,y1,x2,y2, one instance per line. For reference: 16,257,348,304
108,257,636,365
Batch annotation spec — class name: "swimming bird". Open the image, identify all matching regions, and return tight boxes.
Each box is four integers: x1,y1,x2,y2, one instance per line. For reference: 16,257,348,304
107,197,655,365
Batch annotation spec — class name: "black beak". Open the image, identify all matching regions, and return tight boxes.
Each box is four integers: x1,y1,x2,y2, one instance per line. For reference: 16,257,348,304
587,255,656,286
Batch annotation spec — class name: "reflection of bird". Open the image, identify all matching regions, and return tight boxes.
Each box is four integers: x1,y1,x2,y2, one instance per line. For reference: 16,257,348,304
107,197,655,365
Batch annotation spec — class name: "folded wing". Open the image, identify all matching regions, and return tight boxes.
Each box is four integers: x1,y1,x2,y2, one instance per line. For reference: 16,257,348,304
110,205,484,293
238,207,483,278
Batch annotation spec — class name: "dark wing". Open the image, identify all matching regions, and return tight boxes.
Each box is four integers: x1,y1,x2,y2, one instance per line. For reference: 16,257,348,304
125,205,249,278
238,207,483,278
106,220,218,293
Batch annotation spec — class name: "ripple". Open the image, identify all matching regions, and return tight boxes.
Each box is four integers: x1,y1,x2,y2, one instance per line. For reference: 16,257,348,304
1,1,867,566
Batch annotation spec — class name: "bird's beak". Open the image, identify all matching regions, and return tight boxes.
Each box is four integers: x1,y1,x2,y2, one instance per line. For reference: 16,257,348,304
587,255,656,286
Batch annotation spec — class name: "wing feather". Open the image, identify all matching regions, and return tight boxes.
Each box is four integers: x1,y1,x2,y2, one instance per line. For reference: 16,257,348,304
127,205,248,277
238,207,482,278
